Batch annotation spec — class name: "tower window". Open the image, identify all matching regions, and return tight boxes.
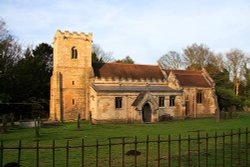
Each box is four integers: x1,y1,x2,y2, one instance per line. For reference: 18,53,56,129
169,96,175,107
71,47,78,59
72,99,75,105
196,90,203,104
159,96,165,107
115,97,122,109
72,81,75,85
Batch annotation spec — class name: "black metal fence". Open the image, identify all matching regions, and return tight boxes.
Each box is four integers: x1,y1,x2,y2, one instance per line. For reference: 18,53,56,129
0,128,249,167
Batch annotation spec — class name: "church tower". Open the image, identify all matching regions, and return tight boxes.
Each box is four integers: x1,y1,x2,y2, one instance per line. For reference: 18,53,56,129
50,30,92,121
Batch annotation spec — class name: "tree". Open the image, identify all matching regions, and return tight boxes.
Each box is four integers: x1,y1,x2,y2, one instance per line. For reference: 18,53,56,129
241,58,250,107
116,55,134,64
0,18,21,103
204,53,225,82
216,86,241,110
183,43,213,70
226,49,245,96
158,51,182,69
9,43,52,118
92,44,114,63
243,60,250,97
33,43,53,73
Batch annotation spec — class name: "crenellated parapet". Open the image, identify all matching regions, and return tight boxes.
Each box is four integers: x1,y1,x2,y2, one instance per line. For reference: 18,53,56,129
94,76,167,86
53,30,92,43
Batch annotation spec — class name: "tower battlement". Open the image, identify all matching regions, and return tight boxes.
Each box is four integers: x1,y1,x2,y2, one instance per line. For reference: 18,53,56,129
50,30,93,122
54,30,92,43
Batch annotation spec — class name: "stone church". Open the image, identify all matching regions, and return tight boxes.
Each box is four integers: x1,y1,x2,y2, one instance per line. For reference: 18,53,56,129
50,30,218,123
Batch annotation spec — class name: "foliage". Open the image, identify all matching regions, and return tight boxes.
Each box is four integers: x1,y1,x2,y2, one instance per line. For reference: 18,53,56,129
0,19,52,119
0,18,22,103
226,49,246,96
183,43,213,70
161,42,249,110
0,18,249,121
116,55,134,64
92,44,114,63
216,87,242,110
158,51,182,69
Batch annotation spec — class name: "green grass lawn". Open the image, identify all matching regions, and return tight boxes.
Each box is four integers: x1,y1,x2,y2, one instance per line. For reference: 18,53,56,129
1,112,250,166
1,112,250,143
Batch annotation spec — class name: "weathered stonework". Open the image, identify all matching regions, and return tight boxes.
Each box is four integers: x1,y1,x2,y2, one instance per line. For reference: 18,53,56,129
50,30,218,123
50,30,92,121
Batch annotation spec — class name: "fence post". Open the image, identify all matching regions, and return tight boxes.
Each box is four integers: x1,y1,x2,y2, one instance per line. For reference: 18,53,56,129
81,139,84,167
35,117,40,138
238,128,241,166
222,132,225,167
197,131,200,167
134,136,137,167
109,138,111,167
230,129,233,167
146,135,149,167
2,115,8,134
246,127,248,167
206,133,209,167
36,139,39,167
214,132,217,167
0,141,3,167
188,135,191,167
66,140,69,167
157,135,160,167
17,140,22,165
96,139,99,167
122,137,125,167
168,135,171,167
77,113,80,130
52,140,55,167
178,134,181,167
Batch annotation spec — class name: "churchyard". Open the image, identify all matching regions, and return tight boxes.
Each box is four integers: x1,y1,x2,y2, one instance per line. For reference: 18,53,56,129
1,112,250,166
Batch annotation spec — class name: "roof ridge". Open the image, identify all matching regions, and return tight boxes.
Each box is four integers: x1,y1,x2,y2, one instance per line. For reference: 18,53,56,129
93,62,159,67
169,69,202,72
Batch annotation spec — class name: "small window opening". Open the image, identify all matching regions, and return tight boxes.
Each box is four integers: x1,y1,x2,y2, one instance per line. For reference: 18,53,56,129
196,90,203,104
71,47,78,59
159,96,165,107
169,96,175,107
115,97,122,109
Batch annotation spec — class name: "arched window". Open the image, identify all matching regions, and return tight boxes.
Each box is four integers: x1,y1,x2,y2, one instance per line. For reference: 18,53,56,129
71,47,78,59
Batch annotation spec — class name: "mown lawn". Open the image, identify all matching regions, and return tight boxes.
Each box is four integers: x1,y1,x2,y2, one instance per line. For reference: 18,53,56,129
1,112,250,166
1,112,250,143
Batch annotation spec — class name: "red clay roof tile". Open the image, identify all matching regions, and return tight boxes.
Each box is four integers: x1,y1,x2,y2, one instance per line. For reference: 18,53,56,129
166,70,212,88
92,62,165,80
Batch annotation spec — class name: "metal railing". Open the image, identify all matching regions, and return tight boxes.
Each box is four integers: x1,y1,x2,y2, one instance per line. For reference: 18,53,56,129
0,128,249,167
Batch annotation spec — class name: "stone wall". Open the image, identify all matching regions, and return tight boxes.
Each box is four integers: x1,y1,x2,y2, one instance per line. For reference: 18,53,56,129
167,70,217,118
50,30,217,123
90,87,184,124
50,30,92,122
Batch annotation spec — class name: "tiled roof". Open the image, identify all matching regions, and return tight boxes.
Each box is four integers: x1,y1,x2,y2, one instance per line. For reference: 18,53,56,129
92,85,181,93
92,62,165,80
166,70,212,88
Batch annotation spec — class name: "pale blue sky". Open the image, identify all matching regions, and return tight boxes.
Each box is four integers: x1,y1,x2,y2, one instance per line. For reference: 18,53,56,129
0,0,250,64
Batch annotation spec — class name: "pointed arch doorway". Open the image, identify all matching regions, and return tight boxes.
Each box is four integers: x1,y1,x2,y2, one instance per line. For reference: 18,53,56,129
142,103,152,123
